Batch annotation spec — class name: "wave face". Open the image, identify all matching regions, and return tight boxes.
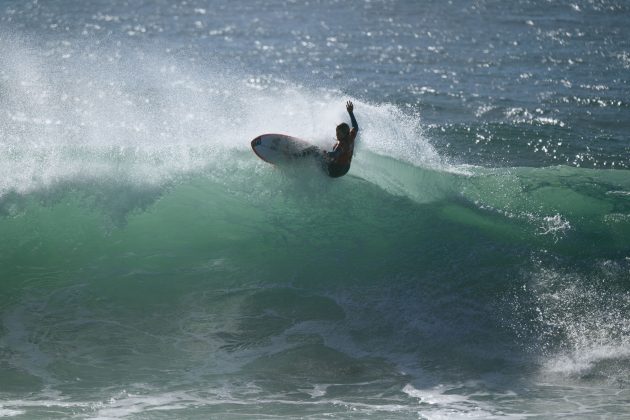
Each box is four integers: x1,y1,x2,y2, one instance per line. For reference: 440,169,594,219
2,1,630,418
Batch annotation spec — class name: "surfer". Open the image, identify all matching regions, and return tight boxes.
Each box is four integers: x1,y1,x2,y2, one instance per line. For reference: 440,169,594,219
322,101,359,178
264,100,358,177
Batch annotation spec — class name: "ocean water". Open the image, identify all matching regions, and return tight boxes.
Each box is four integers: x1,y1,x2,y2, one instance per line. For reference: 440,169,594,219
1,0,629,418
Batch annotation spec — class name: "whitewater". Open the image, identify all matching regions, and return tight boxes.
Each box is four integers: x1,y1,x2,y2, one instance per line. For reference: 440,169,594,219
1,0,630,418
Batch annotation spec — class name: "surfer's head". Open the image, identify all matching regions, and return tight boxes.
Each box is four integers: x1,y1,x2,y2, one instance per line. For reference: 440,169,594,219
336,123,350,141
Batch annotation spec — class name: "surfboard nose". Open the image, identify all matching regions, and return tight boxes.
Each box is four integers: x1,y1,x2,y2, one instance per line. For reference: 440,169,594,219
251,136,262,147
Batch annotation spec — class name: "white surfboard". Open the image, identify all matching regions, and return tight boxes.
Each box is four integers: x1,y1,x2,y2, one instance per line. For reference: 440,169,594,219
251,133,319,165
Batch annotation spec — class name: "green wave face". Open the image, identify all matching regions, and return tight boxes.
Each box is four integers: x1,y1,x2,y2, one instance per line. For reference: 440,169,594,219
1,38,629,419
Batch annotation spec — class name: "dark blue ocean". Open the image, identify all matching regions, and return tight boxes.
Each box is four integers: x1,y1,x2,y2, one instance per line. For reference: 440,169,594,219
1,0,629,418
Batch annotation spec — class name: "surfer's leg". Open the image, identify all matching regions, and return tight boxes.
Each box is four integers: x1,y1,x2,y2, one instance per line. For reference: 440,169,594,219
326,163,350,178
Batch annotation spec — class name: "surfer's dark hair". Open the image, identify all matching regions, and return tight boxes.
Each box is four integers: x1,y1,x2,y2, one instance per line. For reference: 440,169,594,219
336,122,350,137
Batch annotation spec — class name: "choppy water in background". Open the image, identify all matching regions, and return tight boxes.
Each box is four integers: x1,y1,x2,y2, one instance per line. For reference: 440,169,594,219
1,0,629,418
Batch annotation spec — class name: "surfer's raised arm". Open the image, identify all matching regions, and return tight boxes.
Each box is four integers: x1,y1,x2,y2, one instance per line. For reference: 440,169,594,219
347,101,358,134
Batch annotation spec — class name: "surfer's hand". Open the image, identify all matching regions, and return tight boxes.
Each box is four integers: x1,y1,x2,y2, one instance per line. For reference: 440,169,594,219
346,101,354,113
